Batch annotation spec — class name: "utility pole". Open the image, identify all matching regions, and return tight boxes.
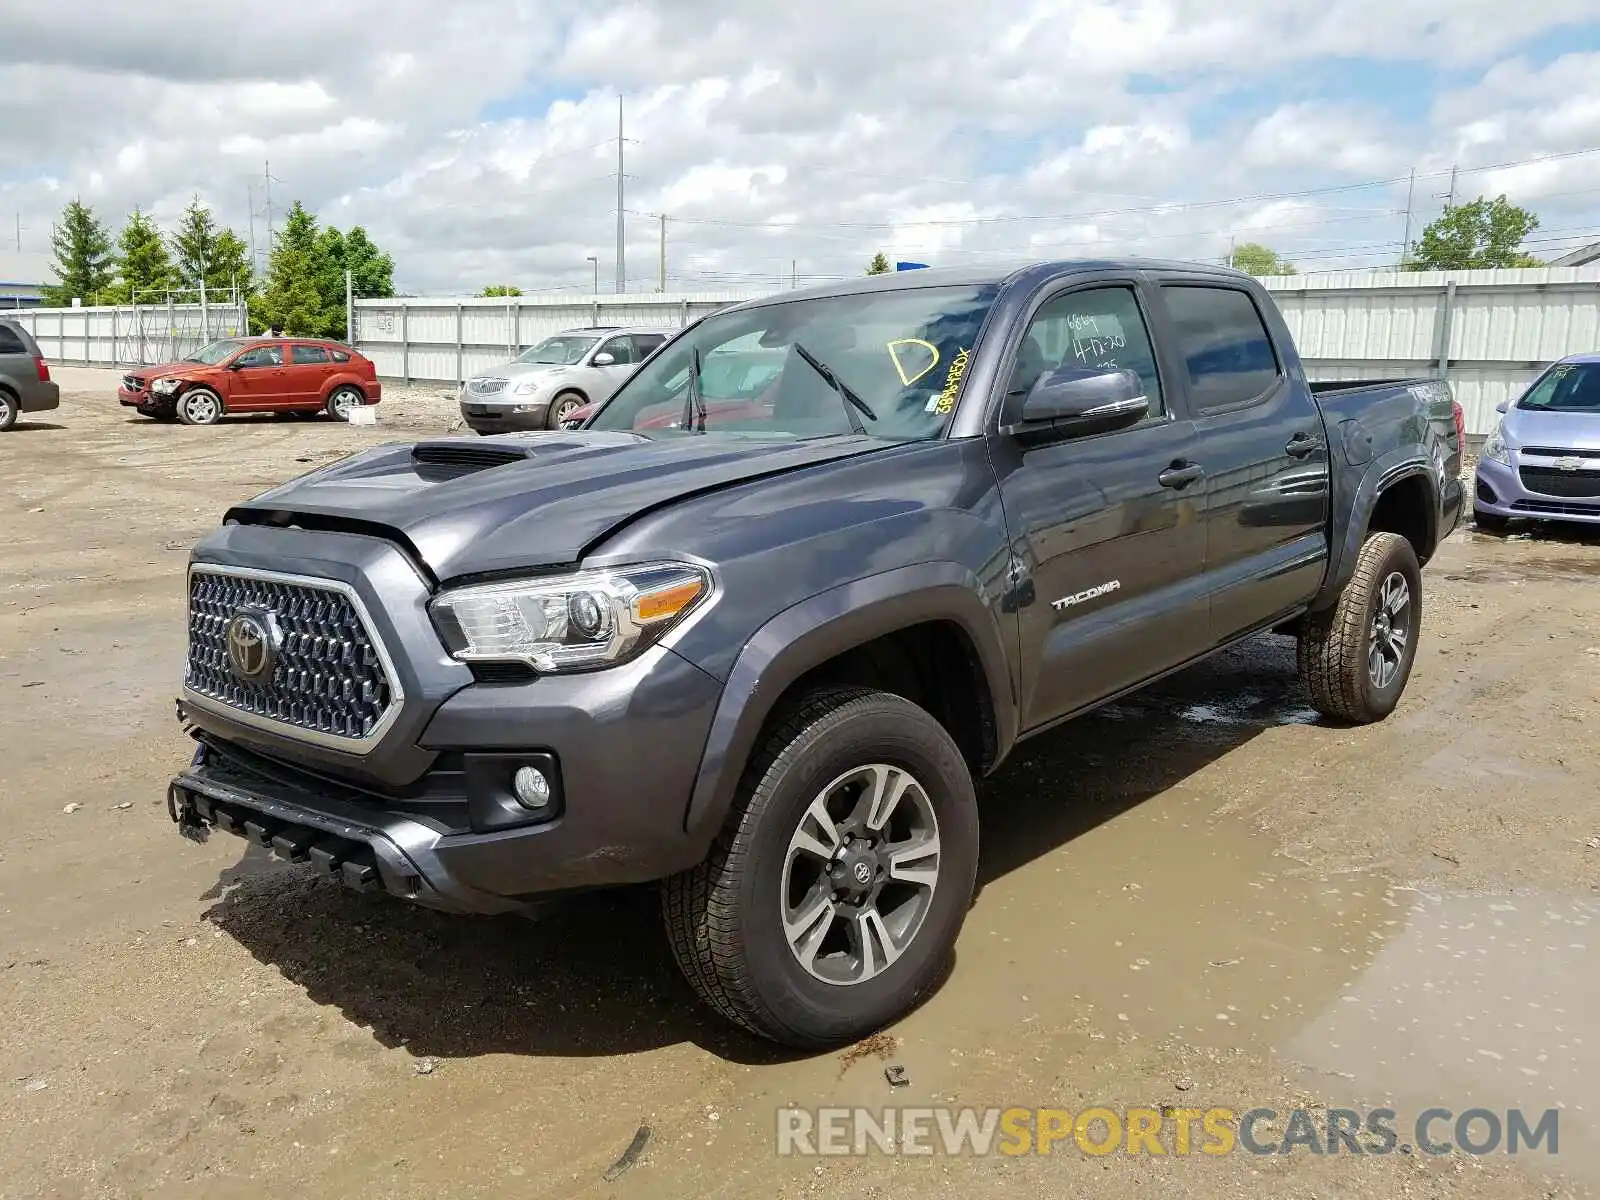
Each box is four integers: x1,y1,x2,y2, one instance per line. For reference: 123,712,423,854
345,269,354,346
614,96,626,294
263,160,279,253
1436,163,1458,211
658,213,666,292
247,182,256,274
13,212,19,252
1228,235,1236,269
792,259,797,288
586,255,599,294
1399,167,1416,268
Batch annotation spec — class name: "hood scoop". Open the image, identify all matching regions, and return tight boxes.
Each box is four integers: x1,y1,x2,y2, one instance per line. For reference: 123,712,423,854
410,441,530,479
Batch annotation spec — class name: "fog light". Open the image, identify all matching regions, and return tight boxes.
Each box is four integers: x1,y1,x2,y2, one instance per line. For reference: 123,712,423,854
512,765,552,809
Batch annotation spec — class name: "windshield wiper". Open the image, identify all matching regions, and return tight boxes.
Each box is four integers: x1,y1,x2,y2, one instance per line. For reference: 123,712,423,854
792,342,876,434
678,346,708,433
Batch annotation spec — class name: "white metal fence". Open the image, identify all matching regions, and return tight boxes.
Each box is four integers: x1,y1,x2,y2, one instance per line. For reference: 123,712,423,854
7,296,251,368
351,293,759,387
341,268,1597,437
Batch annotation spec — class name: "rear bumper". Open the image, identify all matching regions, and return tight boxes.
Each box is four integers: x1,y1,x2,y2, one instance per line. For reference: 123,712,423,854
1475,456,1600,525
21,382,59,412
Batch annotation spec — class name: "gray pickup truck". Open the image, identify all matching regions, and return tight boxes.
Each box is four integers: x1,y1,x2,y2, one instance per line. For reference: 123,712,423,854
168,260,1463,1047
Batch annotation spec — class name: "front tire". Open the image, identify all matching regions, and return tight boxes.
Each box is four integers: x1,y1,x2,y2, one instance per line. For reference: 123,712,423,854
663,687,979,1048
1473,507,1511,533
1298,531,1422,724
547,391,585,429
175,388,222,426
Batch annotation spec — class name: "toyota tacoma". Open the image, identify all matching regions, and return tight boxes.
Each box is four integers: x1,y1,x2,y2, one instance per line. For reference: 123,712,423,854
168,260,1463,1047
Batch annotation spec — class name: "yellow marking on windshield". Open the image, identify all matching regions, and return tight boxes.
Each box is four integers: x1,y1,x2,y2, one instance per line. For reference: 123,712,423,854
934,347,971,415
886,339,940,386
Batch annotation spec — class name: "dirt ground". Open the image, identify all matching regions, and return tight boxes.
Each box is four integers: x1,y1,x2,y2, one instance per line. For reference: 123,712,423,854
2,367,1597,1199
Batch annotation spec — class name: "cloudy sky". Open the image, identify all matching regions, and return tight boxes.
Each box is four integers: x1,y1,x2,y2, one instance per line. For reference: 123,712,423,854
4,0,1600,295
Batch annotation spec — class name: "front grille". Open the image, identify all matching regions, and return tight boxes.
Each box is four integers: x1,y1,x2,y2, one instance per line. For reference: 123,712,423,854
185,568,398,746
468,377,508,395
1513,499,1600,517
124,374,145,391
1521,446,1600,460
1518,466,1600,498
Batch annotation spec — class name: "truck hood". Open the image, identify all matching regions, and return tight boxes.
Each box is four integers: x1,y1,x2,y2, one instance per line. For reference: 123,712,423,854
226,430,882,581
1503,405,1600,452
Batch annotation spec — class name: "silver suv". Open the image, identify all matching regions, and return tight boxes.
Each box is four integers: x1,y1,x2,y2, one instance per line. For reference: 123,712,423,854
0,318,60,431
459,325,673,435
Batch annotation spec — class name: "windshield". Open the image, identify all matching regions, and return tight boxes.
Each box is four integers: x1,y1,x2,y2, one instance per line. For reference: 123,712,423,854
1519,362,1600,414
185,339,246,365
518,335,600,366
587,284,1000,440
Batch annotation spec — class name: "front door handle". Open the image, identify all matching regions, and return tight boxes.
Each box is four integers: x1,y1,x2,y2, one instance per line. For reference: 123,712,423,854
1158,461,1204,489
1285,432,1320,458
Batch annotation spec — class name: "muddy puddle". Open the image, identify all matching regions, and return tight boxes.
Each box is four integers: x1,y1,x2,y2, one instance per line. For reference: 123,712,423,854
1442,554,1600,585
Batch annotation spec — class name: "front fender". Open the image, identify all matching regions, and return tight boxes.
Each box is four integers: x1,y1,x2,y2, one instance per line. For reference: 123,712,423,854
680,562,1017,843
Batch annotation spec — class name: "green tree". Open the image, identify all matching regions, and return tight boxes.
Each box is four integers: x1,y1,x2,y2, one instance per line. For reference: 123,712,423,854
1407,195,1542,270
1230,242,1296,276
207,228,253,297
41,199,115,305
105,208,176,303
169,196,253,298
251,247,324,335
479,284,523,296
865,252,891,275
338,226,395,299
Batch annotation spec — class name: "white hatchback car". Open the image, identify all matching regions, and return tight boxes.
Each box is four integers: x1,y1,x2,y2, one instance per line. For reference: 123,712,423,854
459,326,673,434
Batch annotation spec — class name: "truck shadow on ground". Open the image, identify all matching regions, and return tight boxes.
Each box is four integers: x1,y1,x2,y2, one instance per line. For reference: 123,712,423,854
203,633,1311,1066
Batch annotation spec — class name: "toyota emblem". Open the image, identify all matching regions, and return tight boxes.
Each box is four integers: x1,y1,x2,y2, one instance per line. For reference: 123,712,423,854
852,861,873,885
225,610,280,684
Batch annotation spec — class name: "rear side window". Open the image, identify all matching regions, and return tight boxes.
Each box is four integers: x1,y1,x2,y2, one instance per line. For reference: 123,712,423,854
1162,286,1280,411
330,349,351,362
0,325,27,354
632,333,666,359
291,344,330,365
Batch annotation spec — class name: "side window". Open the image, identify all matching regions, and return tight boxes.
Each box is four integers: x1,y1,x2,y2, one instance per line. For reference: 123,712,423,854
631,334,666,360
597,336,636,365
234,344,282,368
1010,286,1164,418
0,325,27,354
290,344,330,365
1162,286,1280,411
330,348,351,363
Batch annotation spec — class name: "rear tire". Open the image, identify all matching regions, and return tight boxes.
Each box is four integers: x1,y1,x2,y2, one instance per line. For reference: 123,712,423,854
1473,507,1511,533
175,388,222,427
325,386,363,421
662,687,979,1048
0,391,18,431
547,391,585,429
1298,531,1422,724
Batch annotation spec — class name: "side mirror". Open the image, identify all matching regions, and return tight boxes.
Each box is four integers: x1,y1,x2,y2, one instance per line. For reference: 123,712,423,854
1495,401,1508,414
1008,366,1149,441
592,352,616,367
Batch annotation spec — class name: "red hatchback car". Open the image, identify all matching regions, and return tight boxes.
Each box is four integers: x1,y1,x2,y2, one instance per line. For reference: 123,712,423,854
118,337,382,425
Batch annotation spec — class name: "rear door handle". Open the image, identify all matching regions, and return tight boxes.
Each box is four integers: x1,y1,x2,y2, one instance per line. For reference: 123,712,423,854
1158,461,1204,489
1285,432,1320,458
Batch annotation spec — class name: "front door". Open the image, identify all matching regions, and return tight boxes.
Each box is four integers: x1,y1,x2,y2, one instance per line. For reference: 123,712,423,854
225,342,288,409
990,281,1209,731
588,333,639,403
283,343,333,408
1151,282,1331,641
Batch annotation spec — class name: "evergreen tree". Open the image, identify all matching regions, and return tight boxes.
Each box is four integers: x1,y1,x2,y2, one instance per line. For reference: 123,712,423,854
106,208,176,303
865,252,891,275
42,199,115,305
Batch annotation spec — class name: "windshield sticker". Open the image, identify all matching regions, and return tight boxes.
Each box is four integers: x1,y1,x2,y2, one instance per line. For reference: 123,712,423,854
931,347,970,415
887,338,940,387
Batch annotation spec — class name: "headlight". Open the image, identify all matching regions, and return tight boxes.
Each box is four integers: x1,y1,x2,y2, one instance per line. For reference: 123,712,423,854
430,561,711,673
1483,424,1511,465
151,377,182,395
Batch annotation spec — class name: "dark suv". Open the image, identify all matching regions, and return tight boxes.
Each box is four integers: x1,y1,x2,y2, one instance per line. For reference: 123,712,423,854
0,319,59,430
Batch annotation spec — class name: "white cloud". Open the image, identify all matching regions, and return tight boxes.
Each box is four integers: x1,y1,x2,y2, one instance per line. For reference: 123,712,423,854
1,0,1597,291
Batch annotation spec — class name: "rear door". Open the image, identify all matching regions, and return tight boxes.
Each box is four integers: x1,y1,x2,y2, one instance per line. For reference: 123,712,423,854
0,322,33,400
988,277,1209,731
225,342,288,409
1151,282,1330,641
284,342,332,407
